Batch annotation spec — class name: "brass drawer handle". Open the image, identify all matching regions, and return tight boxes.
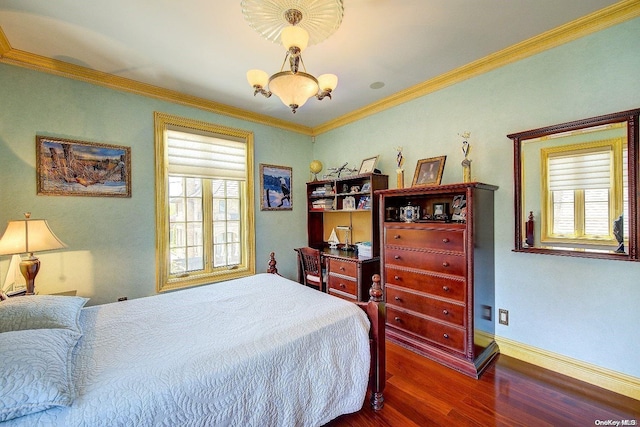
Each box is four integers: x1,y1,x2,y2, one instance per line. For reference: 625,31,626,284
339,283,346,288
442,238,450,243
443,309,449,315
339,266,345,271
394,316,401,322
394,275,400,280
394,235,401,239
443,286,450,292
394,296,401,301
443,333,449,339
394,255,400,260
442,261,449,267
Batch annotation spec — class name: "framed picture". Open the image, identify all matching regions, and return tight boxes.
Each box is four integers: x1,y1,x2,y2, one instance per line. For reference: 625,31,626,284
36,136,131,197
433,202,449,220
260,163,292,210
412,155,446,187
359,155,379,174
451,194,467,222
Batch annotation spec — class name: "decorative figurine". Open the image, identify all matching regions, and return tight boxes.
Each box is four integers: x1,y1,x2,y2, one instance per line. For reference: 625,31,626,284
395,146,405,188
325,162,357,178
459,132,471,183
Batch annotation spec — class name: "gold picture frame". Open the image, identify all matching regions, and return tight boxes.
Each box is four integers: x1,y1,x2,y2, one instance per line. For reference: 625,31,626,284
412,156,446,187
36,136,131,197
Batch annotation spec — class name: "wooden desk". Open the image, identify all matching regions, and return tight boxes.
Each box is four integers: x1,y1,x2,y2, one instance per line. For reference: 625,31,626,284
321,249,380,302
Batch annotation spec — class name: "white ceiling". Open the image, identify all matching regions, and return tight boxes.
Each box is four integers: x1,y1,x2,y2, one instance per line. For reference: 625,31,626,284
0,0,621,129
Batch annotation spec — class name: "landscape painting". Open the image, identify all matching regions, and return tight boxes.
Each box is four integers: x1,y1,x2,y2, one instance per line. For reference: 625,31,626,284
36,136,131,197
260,164,292,210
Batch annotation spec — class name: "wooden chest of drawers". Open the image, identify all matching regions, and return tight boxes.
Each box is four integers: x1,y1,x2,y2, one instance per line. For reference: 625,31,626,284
324,251,380,302
377,182,499,378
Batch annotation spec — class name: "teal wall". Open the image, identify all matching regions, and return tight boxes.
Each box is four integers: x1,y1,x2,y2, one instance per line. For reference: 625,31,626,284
1,17,639,380
0,64,310,305
313,18,640,377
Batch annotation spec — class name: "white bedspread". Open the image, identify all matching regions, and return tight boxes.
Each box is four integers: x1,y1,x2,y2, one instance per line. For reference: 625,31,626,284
7,273,371,426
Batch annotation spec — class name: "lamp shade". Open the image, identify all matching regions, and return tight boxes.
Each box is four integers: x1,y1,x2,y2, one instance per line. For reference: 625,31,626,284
317,73,338,91
246,69,269,88
269,71,319,109
281,25,309,52
0,218,67,256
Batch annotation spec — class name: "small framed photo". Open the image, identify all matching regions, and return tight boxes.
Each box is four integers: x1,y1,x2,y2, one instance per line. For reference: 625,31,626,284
412,156,446,187
433,202,449,220
359,155,379,174
260,163,292,210
36,136,131,197
451,194,467,222
360,182,371,192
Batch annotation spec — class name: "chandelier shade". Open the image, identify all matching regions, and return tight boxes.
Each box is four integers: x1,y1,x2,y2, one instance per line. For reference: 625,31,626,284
269,71,319,110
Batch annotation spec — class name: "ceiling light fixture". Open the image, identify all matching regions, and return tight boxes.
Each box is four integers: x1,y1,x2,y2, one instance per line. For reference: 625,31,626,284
242,0,344,114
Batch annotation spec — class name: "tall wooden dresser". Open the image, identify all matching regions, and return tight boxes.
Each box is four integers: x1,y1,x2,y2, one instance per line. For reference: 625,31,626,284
377,182,498,378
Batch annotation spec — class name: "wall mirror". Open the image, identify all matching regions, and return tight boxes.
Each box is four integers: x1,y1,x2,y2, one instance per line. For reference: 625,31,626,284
508,108,639,261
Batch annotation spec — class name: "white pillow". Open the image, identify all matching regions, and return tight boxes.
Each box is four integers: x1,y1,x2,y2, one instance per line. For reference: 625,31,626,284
0,328,80,422
0,295,88,334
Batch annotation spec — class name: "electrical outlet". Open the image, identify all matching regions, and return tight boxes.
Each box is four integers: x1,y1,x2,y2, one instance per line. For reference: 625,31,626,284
499,309,509,326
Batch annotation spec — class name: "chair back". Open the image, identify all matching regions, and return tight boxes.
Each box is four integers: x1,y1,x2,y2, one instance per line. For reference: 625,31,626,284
295,247,323,290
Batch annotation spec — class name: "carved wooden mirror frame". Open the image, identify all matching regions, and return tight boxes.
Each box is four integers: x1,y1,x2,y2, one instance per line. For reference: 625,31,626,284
508,108,640,261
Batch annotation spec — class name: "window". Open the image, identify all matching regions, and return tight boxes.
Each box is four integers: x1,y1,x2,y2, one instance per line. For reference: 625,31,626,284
154,112,255,292
541,138,626,247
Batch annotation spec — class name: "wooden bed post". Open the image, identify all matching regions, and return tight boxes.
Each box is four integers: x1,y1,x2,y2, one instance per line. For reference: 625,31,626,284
266,252,278,275
358,274,386,410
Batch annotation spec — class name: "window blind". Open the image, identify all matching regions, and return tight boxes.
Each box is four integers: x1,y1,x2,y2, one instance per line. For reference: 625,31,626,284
548,149,612,191
166,130,246,180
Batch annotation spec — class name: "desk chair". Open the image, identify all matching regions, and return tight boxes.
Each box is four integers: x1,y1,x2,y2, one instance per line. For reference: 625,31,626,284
294,247,325,292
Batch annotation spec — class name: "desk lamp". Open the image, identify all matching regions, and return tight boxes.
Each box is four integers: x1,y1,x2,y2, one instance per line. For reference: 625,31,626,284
0,213,66,295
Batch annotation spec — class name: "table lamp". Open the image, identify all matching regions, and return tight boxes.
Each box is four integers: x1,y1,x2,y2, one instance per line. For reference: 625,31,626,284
0,212,67,295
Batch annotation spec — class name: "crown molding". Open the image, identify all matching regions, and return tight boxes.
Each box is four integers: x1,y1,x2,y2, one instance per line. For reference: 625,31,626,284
313,0,640,135
1,1,638,137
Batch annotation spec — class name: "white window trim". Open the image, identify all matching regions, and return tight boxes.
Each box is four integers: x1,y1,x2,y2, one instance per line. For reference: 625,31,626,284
154,112,255,292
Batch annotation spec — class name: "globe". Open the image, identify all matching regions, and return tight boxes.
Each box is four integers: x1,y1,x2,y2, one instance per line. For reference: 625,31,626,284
309,160,323,181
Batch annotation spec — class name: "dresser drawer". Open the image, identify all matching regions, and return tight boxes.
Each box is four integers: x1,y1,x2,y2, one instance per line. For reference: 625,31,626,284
385,247,465,276
328,289,357,302
385,227,465,252
385,266,465,302
327,274,357,297
387,306,465,354
327,258,357,278
386,285,465,326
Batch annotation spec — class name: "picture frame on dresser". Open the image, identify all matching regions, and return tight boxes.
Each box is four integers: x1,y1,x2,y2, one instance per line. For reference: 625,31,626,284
412,156,446,187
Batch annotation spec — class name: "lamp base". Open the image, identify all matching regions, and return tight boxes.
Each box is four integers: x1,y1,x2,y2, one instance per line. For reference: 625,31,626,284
19,256,40,295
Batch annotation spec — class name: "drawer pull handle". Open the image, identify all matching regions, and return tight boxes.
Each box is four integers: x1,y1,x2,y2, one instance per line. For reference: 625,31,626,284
339,283,345,288
394,316,401,322
394,275,400,280
443,309,449,315
442,262,449,267
394,296,401,301
443,333,449,339
443,286,450,292
339,266,345,271
394,255,400,260
394,235,401,239
442,238,450,243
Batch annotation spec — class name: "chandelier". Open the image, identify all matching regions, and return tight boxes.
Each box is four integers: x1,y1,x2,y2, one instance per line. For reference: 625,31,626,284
242,0,344,113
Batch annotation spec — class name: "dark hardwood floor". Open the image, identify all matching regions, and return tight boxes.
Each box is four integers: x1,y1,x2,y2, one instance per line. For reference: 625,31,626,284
327,341,640,426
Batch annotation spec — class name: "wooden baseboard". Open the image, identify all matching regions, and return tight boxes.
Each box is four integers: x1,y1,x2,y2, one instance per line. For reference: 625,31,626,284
495,335,640,400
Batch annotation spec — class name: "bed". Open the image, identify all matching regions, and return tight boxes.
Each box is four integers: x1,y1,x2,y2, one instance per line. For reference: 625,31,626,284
0,253,385,426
